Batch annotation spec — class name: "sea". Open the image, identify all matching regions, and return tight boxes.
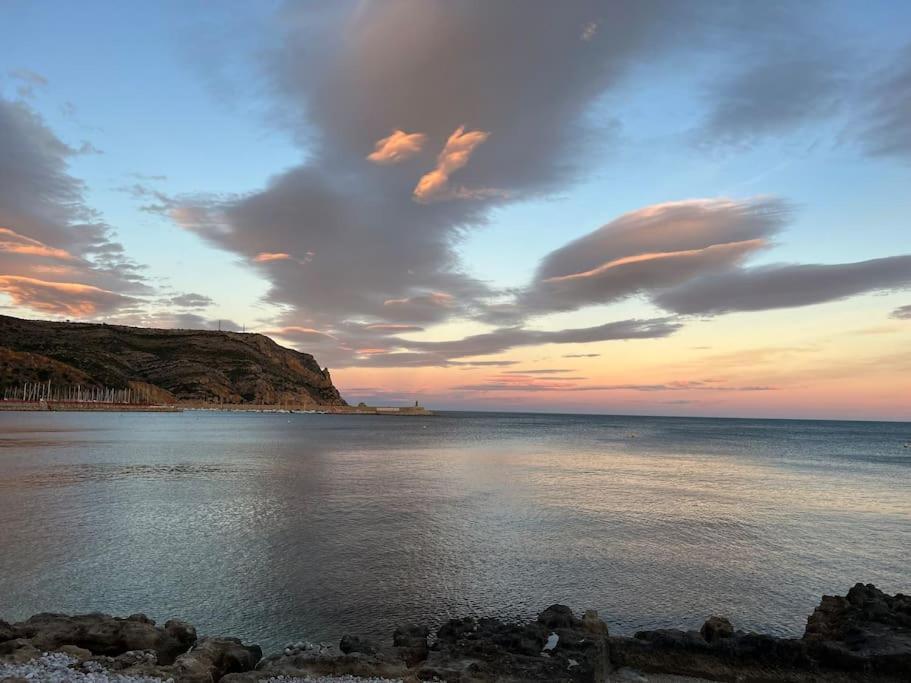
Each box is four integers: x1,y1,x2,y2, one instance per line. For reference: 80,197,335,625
0,410,908,652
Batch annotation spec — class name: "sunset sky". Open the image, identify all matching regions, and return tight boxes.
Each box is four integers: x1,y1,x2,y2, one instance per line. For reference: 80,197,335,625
2,1,910,419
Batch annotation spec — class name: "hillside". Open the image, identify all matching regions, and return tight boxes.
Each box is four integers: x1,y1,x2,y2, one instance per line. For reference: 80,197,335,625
0,315,346,406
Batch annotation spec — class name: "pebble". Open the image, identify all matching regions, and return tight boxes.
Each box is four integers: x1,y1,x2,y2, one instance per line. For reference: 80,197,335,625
263,677,403,683
0,652,171,682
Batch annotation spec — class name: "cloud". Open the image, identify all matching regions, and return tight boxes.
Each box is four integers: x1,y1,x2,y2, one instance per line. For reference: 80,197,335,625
0,227,75,260
0,96,147,318
857,43,911,159
128,172,168,182
8,68,48,98
265,325,337,342
891,304,911,320
363,323,424,333
509,197,787,319
563,353,600,358
353,317,682,367
413,126,490,202
253,252,293,263
367,129,427,165
173,1,764,338
581,21,598,42
0,276,135,317
501,368,575,375
162,2,905,368
452,378,777,393
168,292,213,308
382,291,456,322
654,255,911,315
700,56,844,146
107,311,242,332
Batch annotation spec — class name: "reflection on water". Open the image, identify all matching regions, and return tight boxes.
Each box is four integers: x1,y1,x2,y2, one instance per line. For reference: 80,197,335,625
0,411,908,651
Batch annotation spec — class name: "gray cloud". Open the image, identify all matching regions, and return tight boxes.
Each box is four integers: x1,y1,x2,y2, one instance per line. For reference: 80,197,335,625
654,255,911,315
108,311,241,332
700,55,844,146
500,368,575,375
452,379,777,393
858,43,911,159
266,316,679,368
352,318,681,368
171,1,803,337
892,304,911,320
0,96,148,317
168,292,214,309
513,197,788,319
7,68,48,99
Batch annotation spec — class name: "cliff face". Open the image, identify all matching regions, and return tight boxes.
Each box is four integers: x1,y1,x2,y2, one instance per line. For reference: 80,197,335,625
0,315,346,406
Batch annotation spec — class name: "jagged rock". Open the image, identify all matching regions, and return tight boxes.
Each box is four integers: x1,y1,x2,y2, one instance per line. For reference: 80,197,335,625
165,618,198,647
582,609,609,636
7,612,196,664
392,624,429,649
339,634,377,655
803,583,911,676
3,585,910,682
425,611,608,681
172,637,263,682
700,615,733,642
392,624,429,665
539,604,581,630
0,620,12,642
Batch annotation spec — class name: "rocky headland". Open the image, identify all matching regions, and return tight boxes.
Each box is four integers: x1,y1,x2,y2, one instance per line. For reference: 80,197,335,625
0,315,346,407
1,584,909,682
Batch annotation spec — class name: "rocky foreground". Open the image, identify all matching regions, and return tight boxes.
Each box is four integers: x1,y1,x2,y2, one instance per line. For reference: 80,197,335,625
1,584,908,682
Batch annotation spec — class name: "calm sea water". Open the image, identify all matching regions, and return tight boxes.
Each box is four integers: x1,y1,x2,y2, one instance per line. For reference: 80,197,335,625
0,411,908,651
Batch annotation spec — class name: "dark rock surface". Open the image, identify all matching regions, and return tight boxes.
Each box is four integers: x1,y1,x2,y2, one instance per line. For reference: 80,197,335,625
700,615,733,643
2,584,909,681
0,314,346,406
5,612,195,664
0,612,259,682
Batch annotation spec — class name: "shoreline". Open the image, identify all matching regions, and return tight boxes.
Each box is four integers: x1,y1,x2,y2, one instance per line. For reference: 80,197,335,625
0,401,434,416
1,584,908,682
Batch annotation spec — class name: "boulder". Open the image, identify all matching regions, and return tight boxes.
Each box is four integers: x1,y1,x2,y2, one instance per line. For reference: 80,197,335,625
803,583,911,676
339,634,377,655
700,615,733,642
8,612,195,664
538,604,580,630
582,609,609,636
173,637,262,682
392,623,429,665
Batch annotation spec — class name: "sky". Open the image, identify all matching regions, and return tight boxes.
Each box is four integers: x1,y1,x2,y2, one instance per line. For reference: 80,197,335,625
1,0,910,420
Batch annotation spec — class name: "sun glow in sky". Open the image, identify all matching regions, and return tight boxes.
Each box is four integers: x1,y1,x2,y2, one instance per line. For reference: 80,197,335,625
1,1,910,419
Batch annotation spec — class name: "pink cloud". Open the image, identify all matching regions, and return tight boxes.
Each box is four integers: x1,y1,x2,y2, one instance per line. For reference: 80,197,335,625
0,275,134,317
254,252,293,263
413,126,490,203
0,227,75,261
367,129,427,165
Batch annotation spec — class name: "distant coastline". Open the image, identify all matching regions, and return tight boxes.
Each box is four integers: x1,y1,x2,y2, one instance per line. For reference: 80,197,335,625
0,399,433,415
